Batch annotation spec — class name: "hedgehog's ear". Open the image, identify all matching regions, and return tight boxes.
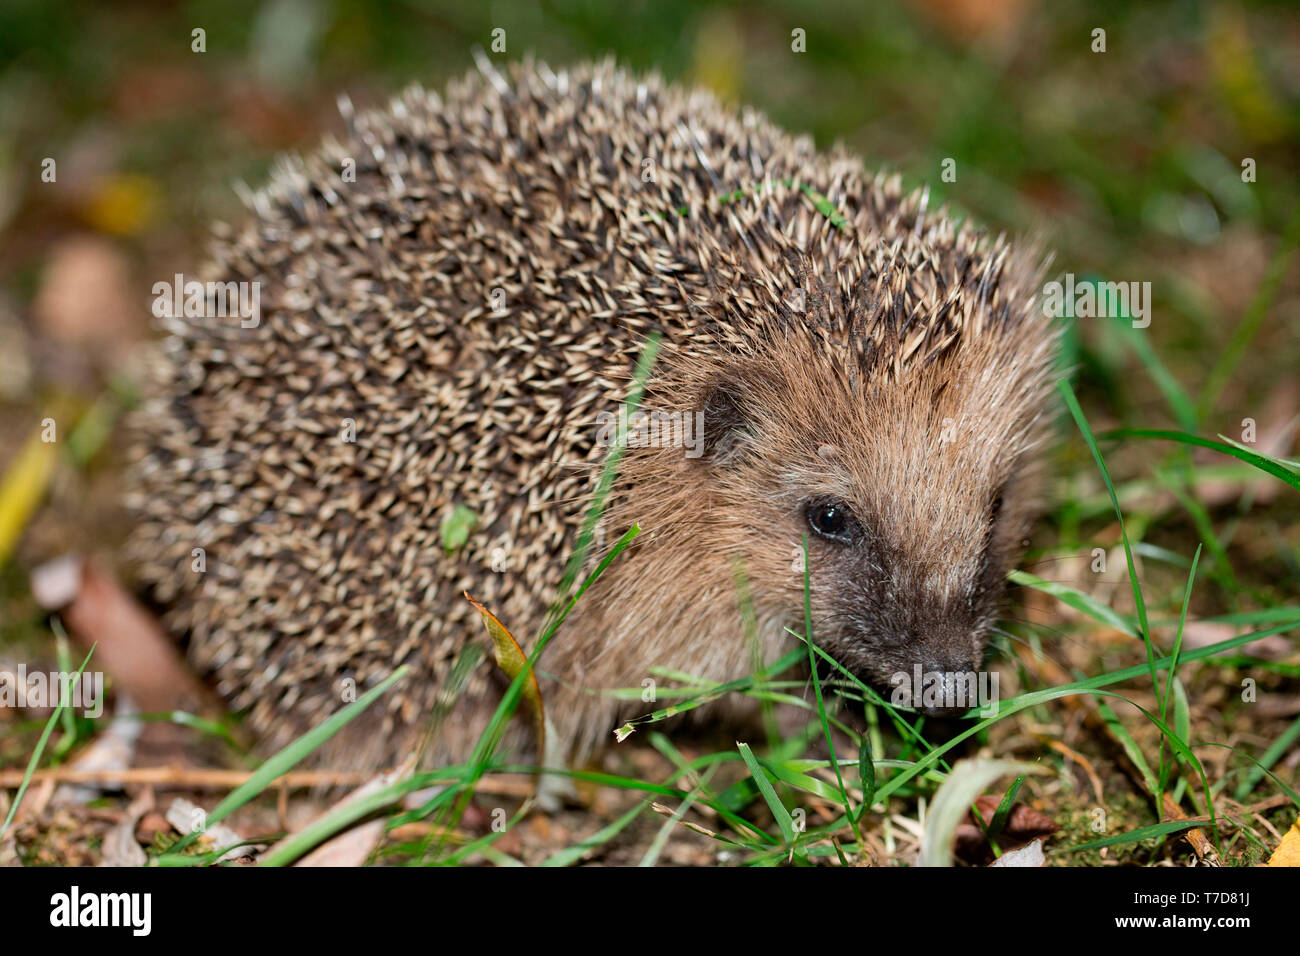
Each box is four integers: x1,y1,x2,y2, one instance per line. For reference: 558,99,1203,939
699,379,760,466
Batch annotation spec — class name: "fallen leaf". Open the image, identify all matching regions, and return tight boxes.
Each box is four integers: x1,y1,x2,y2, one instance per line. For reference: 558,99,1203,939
1266,818,1300,867
990,837,1047,867
955,793,1060,864
100,790,153,868
0,429,59,565
464,592,545,757
134,812,172,845
165,798,253,863
36,557,218,714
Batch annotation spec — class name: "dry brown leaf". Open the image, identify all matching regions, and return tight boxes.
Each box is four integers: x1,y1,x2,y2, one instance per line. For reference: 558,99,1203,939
100,790,153,868
954,793,1059,865
37,558,217,714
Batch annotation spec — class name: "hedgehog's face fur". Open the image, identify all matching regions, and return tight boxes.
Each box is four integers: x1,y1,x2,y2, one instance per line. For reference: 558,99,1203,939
675,325,1055,716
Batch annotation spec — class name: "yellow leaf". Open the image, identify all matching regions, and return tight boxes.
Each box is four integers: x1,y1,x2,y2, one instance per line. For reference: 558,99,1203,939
1266,818,1300,867
84,174,159,237
464,592,545,756
0,430,59,566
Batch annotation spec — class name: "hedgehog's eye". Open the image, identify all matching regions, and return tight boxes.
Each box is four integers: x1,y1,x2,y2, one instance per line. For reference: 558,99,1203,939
807,501,853,542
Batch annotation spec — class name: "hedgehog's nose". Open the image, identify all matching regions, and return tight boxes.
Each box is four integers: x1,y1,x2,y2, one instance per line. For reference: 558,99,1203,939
919,701,969,719
917,661,978,718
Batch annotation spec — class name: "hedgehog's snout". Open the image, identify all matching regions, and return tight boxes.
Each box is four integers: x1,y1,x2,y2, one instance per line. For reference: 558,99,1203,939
868,613,994,718
808,511,1001,718
918,702,969,719
915,657,985,718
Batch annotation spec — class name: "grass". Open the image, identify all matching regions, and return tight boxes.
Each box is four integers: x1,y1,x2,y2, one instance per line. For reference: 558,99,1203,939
0,643,94,841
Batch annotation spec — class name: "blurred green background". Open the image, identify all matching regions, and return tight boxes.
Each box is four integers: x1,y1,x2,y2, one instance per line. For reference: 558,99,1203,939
2,0,1297,394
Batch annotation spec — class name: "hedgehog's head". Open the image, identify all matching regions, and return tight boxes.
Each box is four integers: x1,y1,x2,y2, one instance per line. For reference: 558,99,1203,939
687,324,1055,717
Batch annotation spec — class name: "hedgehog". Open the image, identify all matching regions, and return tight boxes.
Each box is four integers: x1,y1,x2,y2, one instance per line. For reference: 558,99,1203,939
126,57,1059,775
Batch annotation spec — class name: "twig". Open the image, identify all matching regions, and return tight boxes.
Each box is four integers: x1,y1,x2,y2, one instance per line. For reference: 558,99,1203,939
0,766,537,797
651,801,716,838
1162,793,1219,866
1040,737,1105,805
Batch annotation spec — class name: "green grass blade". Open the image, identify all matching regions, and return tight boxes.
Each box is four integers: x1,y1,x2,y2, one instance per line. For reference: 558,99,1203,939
1159,545,1200,788
864,620,1298,807
1095,698,1158,795
638,768,714,867
0,645,94,840
1060,379,1159,700
435,792,536,866
258,773,447,867
1171,678,1191,757
164,665,409,856
1099,428,1300,493
1200,744,1300,810
451,333,663,845
1008,569,1137,636
1152,470,1235,590
470,524,640,769
737,742,795,845
753,757,850,803
1233,713,1300,803
50,620,78,750
859,733,877,811
802,534,860,838
918,758,1039,867
550,333,661,613
615,647,806,740
988,773,1027,839
1066,818,1206,853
